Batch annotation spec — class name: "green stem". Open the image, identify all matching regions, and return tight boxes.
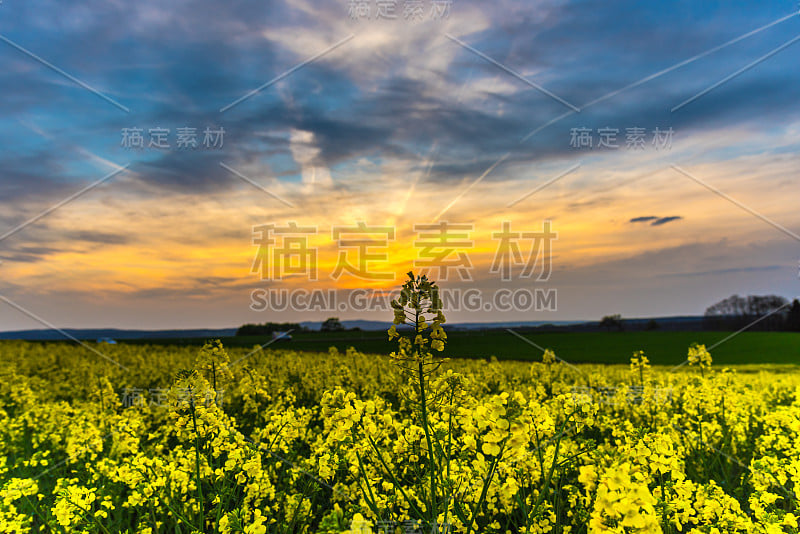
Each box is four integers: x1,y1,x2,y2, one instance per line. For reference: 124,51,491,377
416,307,439,525
418,360,439,523
464,440,506,534
189,393,206,532
363,432,427,520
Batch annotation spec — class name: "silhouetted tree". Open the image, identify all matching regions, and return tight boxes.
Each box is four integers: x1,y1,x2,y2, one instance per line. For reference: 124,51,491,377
236,322,304,336
599,314,623,332
321,317,345,332
788,299,800,332
705,295,748,318
704,294,790,330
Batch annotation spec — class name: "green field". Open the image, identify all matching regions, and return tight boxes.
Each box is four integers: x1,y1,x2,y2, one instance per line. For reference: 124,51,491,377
122,329,800,366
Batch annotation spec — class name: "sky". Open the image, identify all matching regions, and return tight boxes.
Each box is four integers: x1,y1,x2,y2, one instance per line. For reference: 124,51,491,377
0,0,799,330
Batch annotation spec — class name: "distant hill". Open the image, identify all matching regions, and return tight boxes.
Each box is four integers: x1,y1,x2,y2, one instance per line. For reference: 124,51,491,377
298,319,586,331
0,316,708,341
0,328,238,341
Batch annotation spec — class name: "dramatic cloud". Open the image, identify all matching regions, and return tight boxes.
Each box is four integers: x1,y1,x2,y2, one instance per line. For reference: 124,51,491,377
630,216,683,226
1,0,798,329
651,216,683,226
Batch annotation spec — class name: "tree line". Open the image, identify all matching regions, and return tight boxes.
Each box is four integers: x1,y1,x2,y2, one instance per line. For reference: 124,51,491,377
236,317,353,336
703,294,800,331
235,322,307,336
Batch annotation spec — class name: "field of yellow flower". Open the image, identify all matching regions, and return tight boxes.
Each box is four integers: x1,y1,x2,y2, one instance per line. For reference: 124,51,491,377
0,278,798,533
0,337,799,533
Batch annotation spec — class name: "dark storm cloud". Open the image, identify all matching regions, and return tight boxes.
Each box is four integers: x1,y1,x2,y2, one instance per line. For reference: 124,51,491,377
2,0,799,197
131,150,239,193
651,216,683,226
629,216,683,226
0,231,129,263
0,246,63,264
0,152,71,203
126,276,257,299
63,231,131,245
